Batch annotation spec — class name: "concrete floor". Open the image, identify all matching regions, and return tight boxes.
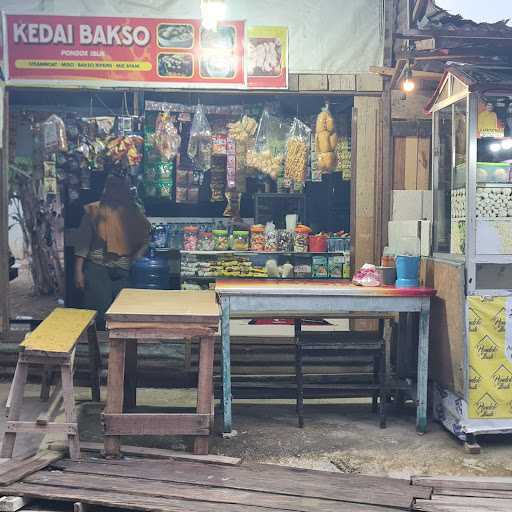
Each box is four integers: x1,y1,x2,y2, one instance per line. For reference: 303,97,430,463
2,383,512,479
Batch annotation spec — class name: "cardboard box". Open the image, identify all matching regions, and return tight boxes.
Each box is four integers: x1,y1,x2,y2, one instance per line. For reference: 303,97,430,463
391,190,433,221
388,220,431,256
420,220,432,257
422,192,433,221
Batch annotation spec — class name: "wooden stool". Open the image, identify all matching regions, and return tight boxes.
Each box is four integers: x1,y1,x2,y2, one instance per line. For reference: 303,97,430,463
295,319,389,429
103,289,219,458
1,308,100,460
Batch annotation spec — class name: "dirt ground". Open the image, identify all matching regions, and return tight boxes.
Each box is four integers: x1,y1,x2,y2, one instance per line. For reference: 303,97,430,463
3,384,512,479
8,262,59,320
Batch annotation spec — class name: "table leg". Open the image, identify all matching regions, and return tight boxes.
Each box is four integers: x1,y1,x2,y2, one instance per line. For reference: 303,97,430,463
123,339,137,412
86,324,101,402
194,336,215,455
104,340,126,458
416,300,430,434
220,296,232,434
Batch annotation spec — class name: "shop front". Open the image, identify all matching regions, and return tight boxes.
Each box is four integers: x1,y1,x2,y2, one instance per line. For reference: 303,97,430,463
1,8,387,338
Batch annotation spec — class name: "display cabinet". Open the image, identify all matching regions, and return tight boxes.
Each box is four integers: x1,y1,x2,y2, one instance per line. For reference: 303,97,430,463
430,64,512,295
427,64,512,445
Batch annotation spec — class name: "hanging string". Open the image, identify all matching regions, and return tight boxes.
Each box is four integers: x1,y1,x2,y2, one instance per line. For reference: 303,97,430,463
122,92,130,116
93,94,117,117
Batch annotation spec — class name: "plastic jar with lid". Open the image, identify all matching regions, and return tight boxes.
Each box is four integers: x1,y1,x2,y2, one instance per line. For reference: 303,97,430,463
294,225,311,253
250,225,265,252
197,231,215,251
183,226,199,251
213,229,229,251
231,230,249,251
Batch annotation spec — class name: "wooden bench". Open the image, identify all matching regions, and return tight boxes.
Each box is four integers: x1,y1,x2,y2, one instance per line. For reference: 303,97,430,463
1,308,100,461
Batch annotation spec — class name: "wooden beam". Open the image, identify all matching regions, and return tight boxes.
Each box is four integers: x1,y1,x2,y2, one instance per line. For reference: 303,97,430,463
370,66,442,81
390,59,407,90
298,74,328,91
102,413,210,436
47,440,242,466
396,29,512,40
412,0,429,24
0,450,63,486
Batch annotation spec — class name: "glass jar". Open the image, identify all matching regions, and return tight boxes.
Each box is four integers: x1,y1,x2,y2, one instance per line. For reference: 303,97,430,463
197,231,215,251
294,225,311,253
183,226,199,251
250,225,265,252
231,230,249,251
276,229,292,252
152,223,168,249
213,229,229,251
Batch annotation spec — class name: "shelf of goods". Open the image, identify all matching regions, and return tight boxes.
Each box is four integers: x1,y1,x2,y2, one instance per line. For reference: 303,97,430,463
180,250,351,289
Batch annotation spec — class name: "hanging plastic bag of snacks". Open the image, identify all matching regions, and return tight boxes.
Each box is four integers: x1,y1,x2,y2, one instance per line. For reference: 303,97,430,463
155,113,181,161
284,118,311,186
42,114,68,153
188,104,212,171
315,103,337,173
247,109,289,180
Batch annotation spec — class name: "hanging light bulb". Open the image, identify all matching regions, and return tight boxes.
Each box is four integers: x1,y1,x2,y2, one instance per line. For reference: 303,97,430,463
402,66,415,93
201,0,227,31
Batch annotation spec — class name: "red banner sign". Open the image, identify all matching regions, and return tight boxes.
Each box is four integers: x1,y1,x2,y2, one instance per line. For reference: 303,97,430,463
4,14,246,88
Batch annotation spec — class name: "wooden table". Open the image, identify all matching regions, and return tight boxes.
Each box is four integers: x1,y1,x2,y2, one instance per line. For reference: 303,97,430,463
216,279,436,435
104,289,219,456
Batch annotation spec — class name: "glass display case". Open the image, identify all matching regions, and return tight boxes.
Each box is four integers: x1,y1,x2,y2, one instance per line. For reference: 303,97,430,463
430,65,512,295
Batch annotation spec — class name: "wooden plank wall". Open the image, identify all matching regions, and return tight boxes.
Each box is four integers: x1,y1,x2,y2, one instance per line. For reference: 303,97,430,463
420,258,466,395
353,96,383,267
393,136,431,191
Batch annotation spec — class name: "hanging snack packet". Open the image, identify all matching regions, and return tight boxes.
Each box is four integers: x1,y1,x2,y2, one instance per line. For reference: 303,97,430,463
154,113,181,161
187,104,212,171
284,117,311,185
42,114,68,153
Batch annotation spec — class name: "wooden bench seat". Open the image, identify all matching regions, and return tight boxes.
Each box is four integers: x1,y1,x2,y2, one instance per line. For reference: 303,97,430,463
21,308,97,355
1,308,100,461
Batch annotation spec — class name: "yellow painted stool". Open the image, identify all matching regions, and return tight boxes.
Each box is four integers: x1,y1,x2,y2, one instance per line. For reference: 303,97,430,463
1,308,100,460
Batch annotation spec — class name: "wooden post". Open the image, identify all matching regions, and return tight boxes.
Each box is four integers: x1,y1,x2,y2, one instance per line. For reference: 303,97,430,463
123,339,137,411
193,336,215,455
0,88,10,338
220,296,232,434
1,361,28,458
60,361,80,460
352,96,383,331
86,324,101,402
104,340,126,458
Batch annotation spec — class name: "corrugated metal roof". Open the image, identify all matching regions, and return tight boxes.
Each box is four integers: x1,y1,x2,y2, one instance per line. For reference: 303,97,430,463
417,1,512,35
